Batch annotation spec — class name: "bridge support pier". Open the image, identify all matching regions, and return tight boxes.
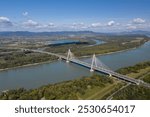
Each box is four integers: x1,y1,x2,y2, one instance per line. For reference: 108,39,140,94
66,60,70,63
58,57,62,60
90,68,94,72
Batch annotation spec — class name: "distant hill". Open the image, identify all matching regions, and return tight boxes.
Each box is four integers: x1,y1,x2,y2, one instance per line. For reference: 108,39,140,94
116,30,150,36
0,30,149,37
0,31,95,37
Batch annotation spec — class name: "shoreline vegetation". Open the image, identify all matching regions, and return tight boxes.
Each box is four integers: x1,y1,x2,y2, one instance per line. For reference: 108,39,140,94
0,46,136,72
0,40,149,72
0,52,58,71
0,60,56,72
0,61,150,100
78,46,137,59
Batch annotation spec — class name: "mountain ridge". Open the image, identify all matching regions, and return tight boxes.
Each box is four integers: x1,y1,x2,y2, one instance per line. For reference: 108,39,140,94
0,30,149,37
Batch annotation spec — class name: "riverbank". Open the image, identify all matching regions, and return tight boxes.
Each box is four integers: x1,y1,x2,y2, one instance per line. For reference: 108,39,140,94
0,60,56,72
1,61,150,100
0,40,149,72
79,40,150,59
0,47,137,72
79,46,137,59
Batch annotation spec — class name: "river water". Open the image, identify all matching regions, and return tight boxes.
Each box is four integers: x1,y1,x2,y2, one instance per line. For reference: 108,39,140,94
0,41,150,91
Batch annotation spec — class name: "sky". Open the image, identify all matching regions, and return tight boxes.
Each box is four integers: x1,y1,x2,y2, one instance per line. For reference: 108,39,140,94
0,0,150,32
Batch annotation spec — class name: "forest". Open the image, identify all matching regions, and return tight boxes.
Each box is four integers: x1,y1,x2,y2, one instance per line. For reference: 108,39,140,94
0,61,150,100
0,74,114,100
0,51,57,69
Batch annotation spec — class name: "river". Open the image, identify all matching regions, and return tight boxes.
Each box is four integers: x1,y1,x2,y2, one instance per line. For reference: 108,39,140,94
86,39,105,47
0,41,150,92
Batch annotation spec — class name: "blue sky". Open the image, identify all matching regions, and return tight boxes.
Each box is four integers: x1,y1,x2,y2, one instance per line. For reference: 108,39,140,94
0,0,150,32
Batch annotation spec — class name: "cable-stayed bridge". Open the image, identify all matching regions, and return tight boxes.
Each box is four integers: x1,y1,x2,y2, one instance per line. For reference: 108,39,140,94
23,48,150,88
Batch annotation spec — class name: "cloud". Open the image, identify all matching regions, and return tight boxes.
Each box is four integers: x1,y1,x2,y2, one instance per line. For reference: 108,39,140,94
0,17,10,22
22,12,28,16
47,23,56,27
127,25,137,30
0,16,13,27
72,22,84,27
133,18,145,24
91,22,101,28
36,23,56,29
107,20,115,26
0,15,149,32
71,22,87,29
125,24,137,30
22,20,56,31
23,20,39,27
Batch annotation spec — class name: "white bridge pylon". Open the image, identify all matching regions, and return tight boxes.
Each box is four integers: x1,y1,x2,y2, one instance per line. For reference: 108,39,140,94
66,49,74,63
66,49,112,76
90,54,97,72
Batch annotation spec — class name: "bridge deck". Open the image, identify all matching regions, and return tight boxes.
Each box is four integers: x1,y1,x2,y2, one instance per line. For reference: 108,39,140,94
69,58,139,84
